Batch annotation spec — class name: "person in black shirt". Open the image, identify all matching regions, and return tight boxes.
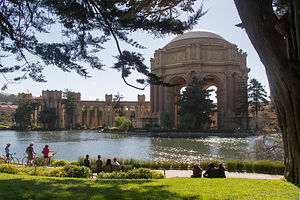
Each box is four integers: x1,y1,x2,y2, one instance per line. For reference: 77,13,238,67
84,154,91,169
217,163,226,178
203,162,218,178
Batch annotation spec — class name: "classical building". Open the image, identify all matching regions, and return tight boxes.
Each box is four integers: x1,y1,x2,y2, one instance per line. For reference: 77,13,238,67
18,91,150,129
39,91,150,129
150,30,249,130
17,29,249,131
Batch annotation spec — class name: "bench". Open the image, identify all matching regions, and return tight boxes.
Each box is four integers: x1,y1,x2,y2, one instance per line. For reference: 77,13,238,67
91,164,133,173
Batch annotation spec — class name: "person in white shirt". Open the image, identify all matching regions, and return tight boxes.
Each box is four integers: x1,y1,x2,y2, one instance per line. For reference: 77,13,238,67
111,157,120,166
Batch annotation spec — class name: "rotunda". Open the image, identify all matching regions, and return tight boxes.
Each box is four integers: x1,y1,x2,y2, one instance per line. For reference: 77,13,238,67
150,29,249,130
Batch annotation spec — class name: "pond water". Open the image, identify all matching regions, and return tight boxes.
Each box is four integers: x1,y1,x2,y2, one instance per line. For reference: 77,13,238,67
0,130,257,162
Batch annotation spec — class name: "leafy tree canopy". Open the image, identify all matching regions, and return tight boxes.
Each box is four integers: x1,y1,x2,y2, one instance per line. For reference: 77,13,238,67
62,90,80,118
0,0,205,90
38,107,58,128
14,95,39,129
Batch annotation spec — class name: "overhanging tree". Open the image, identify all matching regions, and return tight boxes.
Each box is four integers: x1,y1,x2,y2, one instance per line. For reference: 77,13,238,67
0,0,205,90
248,78,268,131
234,0,300,183
176,77,216,130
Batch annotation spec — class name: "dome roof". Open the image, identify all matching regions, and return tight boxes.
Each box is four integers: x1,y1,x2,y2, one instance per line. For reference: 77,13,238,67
170,29,225,43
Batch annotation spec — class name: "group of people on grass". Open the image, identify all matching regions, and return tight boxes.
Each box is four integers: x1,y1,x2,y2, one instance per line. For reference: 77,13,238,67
5,143,225,178
4,142,52,166
192,162,226,178
84,154,120,171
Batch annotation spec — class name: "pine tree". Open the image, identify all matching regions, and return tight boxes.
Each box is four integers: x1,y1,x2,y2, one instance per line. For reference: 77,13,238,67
248,78,268,130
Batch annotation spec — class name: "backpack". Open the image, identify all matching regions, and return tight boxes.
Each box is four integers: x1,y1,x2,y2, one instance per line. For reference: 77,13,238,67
26,146,30,154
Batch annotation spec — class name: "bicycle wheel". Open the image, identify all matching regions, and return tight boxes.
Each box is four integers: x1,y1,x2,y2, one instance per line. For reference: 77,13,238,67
12,157,19,165
22,157,28,165
34,156,43,166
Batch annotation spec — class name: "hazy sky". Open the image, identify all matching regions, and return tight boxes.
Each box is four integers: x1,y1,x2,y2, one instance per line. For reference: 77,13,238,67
1,0,269,101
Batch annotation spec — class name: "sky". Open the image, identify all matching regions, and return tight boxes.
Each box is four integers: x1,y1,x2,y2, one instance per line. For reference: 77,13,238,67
0,0,269,101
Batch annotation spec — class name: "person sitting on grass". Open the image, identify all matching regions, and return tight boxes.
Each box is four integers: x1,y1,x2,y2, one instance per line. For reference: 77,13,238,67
112,157,120,166
96,155,103,172
191,163,202,178
105,158,111,166
203,162,218,178
84,154,91,169
217,163,226,178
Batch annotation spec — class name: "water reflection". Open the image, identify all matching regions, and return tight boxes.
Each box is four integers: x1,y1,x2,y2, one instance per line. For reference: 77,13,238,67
0,130,256,162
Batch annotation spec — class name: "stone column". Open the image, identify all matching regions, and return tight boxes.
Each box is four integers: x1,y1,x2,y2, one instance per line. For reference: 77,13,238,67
86,106,90,128
226,73,234,113
153,85,158,113
150,85,154,113
159,86,164,112
94,107,98,127
102,106,106,125
109,106,113,126
135,106,139,119
78,106,82,126
58,100,62,128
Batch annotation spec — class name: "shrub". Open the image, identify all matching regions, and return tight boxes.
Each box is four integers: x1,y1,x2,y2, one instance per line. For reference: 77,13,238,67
52,159,69,166
225,160,237,171
0,164,18,174
70,161,80,166
225,160,284,174
34,156,44,166
236,160,245,171
113,116,132,132
48,167,66,177
63,165,90,178
97,168,164,179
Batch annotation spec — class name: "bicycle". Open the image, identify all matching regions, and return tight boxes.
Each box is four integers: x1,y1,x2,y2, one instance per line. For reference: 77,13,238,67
22,153,43,166
1,153,19,164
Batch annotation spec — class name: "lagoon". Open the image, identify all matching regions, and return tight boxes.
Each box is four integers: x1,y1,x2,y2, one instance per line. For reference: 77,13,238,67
0,130,257,162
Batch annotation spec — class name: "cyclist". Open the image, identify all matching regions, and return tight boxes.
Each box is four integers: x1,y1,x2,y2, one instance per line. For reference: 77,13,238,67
25,142,36,166
5,143,11,163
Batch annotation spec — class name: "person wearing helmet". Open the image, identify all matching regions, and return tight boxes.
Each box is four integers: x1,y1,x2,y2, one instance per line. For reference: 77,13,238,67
5,143,11,163
25,142,36,166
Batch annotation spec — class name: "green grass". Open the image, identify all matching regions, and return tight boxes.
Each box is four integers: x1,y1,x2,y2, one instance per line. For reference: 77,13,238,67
0,173,298,200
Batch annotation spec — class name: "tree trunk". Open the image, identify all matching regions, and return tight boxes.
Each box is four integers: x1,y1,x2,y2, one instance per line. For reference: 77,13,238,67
234,0,300,183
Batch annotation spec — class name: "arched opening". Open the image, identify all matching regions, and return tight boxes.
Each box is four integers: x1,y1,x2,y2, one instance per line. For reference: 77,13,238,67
168,76,187,127
203,75,223,130
206,85,218,129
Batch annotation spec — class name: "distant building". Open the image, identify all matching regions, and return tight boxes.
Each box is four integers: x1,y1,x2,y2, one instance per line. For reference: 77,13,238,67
0,105,17,114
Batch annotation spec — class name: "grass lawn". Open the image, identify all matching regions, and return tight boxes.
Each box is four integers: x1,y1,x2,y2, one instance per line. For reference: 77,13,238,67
0,173,298,200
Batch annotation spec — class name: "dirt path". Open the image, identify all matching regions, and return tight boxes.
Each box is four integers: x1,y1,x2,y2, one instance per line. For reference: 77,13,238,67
157,170,283,180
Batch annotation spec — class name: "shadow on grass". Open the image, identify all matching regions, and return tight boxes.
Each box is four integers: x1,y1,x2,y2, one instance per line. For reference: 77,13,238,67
0,177,201,200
